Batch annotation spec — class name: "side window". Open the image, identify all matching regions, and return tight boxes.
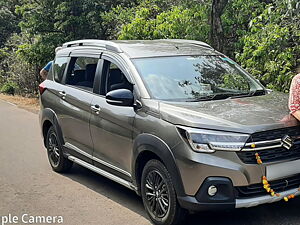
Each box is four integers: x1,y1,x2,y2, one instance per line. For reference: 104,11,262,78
103,60,133,94
53,57,68,83
65,57,98,91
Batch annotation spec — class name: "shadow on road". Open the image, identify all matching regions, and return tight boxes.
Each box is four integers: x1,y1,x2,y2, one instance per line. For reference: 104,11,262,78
62,164,300,225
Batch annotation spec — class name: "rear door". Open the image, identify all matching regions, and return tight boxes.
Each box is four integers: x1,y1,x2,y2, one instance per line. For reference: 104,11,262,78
89,55,136,178
58,54,101,163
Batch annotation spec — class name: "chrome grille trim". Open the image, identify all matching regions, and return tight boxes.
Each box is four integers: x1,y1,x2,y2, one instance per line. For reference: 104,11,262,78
242,144,283,151
244,138,282,146
242,138,282,151
241,138,300,151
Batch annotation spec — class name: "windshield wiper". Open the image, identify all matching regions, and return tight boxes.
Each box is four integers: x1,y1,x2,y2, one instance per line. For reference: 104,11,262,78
230,89,266,98
186,93,240,102
228,90,266,99
248,89,266,96
209,93,238,100
185,90,266,102
185,95,215,102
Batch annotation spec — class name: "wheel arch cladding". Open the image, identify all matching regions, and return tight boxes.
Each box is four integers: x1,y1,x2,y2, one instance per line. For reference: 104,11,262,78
41,108,64,147
132,133,186,197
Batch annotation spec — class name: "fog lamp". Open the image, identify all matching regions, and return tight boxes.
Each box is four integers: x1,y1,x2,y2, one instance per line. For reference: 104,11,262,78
208,185,218,196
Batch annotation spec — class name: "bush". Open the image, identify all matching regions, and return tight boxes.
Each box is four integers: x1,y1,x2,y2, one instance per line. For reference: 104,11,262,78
0,82,17,95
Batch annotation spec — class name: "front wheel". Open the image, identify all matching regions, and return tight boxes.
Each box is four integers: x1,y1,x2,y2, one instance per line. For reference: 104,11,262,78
141,159,187,225
46,126,73,173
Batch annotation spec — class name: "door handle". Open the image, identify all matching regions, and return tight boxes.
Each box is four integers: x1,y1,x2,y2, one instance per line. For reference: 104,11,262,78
58,91,66,99
91,105,101,114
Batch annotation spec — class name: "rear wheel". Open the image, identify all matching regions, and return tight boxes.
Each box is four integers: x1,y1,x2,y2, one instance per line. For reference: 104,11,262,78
141,159,187,225
46,126,73,172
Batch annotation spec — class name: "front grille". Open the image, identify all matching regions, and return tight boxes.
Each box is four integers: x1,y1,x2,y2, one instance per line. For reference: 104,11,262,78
237,141,300,164
237,126,300,164
250,126,300,142
235,174,300,199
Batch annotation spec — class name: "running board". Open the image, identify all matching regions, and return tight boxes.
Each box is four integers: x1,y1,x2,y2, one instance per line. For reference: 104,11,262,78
68,155,137,191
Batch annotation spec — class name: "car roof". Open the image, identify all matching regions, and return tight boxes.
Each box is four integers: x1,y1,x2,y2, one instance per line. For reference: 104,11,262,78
59,39,219,58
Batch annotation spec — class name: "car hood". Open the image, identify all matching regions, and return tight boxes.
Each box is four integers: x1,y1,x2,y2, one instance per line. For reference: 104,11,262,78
159,92,299,134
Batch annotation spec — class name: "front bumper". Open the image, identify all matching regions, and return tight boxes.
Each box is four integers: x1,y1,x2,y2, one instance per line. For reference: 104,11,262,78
236,187,300,208
178,176,300,212
173,141,300,211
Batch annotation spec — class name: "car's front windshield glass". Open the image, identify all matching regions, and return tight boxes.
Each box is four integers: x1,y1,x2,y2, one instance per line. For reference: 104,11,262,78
132,55,265,101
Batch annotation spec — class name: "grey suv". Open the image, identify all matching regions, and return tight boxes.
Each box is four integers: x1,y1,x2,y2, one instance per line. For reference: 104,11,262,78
39,39,300,225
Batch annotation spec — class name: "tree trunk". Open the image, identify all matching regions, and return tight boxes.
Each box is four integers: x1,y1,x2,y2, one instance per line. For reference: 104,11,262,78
210,0,228,53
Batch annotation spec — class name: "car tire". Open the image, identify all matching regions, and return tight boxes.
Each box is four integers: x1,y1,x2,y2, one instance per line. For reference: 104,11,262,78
141,159,187,225
46,126,73,173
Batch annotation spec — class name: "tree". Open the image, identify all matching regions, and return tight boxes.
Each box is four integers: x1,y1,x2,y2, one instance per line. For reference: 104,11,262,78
0,0,21,47
103,0,210,41
237,0,300,92
210,0,228,52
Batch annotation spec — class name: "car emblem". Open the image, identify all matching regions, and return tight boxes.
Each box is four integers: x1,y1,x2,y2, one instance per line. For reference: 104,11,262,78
282,135,293,150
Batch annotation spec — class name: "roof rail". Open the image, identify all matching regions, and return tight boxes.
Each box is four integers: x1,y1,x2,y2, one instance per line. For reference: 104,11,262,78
161,39,213,49
62,39,123,53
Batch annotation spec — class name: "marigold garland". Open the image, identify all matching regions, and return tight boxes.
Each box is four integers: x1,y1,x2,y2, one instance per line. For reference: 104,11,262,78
255,152,299,202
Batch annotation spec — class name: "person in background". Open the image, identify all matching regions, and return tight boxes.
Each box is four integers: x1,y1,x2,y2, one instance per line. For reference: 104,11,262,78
288,65,300,121
40,47,62,80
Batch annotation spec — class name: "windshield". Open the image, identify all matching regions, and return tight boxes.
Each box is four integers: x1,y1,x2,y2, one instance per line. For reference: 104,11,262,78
132,55,265,101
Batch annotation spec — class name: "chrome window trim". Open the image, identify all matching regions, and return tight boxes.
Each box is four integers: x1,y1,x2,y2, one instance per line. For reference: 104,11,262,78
64,142,131,177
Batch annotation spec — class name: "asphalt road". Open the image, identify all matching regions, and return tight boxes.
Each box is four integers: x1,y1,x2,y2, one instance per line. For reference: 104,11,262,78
0,99,300,225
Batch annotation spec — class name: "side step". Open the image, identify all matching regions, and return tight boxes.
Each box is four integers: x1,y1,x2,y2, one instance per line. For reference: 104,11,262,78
68,155,137,191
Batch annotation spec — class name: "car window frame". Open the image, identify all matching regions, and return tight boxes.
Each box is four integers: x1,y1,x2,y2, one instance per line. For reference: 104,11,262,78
61,53,101,94
51,56,70,83
95,54,135,97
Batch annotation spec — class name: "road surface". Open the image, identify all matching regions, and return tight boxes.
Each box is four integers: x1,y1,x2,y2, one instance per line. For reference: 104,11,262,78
0,99,300,225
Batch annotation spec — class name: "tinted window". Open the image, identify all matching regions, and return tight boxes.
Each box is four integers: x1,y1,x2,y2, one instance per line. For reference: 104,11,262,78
65,57,98,91
53,57,68,83
132,56,264,101
102,60,133,95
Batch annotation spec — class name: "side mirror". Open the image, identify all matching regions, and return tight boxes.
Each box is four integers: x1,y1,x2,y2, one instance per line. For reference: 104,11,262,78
266,89,273,94
106,89,134,107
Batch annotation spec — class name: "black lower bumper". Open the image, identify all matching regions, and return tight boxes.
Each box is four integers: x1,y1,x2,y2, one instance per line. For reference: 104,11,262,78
178,177,235,211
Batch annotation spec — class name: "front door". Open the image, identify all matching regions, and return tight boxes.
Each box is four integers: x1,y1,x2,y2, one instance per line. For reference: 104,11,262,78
89,57,136,178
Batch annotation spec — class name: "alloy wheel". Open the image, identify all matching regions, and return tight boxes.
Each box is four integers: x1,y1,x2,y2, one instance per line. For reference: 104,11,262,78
144,170,170,218
47,132,60,167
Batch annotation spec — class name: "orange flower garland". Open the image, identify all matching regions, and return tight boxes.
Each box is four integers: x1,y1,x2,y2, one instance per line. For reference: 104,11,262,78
255,152,299,202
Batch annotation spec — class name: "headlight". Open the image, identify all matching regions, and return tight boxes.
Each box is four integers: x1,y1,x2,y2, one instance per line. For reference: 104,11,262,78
178,126,250,153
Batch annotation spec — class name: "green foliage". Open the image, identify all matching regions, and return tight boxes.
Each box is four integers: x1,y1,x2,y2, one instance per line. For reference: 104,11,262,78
116,1,210,41
15,0,134,67
0,82,17,95
0,34,42,96
101,5,138,39
0,0,134,96
237,0,300,92
0,0,299,96
0,0,21,47
222,0,265,56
